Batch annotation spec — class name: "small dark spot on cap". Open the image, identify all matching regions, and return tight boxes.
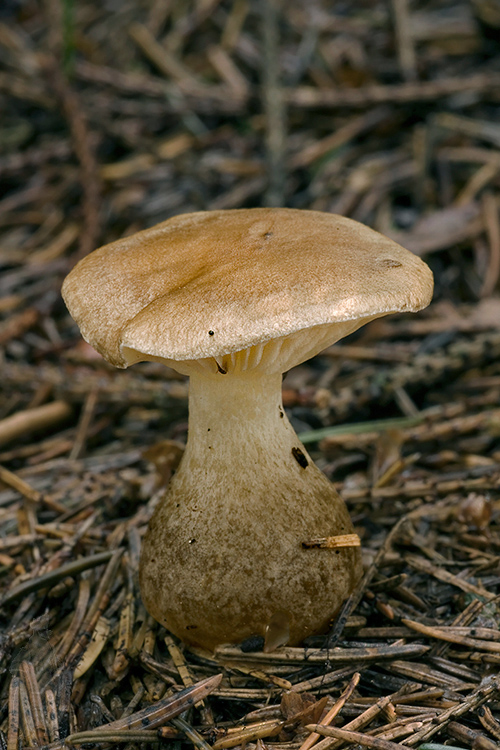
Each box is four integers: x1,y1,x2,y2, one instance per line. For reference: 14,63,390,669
208,330,215,336
186,624,198,630
264,231,273,239
207,427,211,431
189,538,197,544
292,447,308,469
381,258,403,268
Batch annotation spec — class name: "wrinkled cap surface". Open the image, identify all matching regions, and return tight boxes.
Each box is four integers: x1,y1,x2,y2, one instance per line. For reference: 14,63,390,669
62,208,434,371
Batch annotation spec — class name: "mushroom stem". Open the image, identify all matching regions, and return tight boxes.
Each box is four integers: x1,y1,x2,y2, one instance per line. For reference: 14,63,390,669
187,370,296,471
139,370,362,651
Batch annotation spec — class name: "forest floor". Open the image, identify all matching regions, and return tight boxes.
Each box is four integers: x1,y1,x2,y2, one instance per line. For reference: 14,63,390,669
1,0,500,748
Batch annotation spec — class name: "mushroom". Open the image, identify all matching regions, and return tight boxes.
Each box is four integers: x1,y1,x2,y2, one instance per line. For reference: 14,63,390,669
62,208,433,651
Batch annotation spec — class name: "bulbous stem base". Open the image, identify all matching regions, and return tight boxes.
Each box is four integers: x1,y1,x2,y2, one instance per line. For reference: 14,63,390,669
139,371,362,651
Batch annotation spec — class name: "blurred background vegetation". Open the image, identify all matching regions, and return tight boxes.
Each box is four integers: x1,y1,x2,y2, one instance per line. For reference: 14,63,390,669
2,0,500,304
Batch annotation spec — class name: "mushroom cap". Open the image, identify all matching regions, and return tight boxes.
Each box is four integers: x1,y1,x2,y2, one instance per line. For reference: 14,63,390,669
62,208,433,370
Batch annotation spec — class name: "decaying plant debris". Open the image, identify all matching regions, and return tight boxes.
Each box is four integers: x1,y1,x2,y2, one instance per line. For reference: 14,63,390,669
1,0,500,748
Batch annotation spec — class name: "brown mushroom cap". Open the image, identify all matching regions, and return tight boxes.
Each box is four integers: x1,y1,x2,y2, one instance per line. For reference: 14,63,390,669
62,208,433,369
